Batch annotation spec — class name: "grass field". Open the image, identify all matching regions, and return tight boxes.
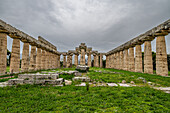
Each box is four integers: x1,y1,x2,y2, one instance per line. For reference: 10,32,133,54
0,85,169,112
0,67,170,112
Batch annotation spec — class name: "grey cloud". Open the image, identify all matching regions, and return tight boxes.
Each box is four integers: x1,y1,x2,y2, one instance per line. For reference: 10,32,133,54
0,0,170,53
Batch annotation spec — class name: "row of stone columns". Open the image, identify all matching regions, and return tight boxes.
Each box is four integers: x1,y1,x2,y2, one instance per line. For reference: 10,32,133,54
61,52,104,68
0,32,61,75
106,35,168,76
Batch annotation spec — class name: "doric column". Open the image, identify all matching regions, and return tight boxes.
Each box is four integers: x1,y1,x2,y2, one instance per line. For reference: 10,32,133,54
135,45,143,73
106,55,109,68
45,51,50,69
70,55,72,67
93,54,96,67
63,54,67,68
123,49,129,71
36,47,41,70
144,41,153,74
66,54,70,68
48,52,52,69
156,36,168,76
109,55,112,68
41,49,46,70
0,33,7,74
116,52,120,69
58,55,60,68
29,46,37,71
21,42,29,72
128,47,135,72
110,54,113,68
120,51,124,70
100,53,103,68
80,49,85,65
113,53,116,68
96,54,99,67
10,38,20,73
74,54,79,66
87,53,91,67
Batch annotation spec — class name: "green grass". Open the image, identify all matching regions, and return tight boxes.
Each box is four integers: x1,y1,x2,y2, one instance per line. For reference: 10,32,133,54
0,85,169,113
87,67,170,87
59,73,74,80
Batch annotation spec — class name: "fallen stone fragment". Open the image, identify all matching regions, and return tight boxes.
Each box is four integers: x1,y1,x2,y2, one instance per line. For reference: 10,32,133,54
73,77,91,82
107,83,118,86
130,81,135,84
65,80,72,85
122,80,126,84
75,83,86,86
118,83,131,87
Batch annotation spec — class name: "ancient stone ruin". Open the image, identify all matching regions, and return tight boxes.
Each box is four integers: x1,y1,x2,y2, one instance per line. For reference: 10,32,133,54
0,19,170,76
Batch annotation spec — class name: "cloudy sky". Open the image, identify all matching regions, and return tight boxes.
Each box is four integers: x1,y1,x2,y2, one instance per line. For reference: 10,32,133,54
0,0,170,53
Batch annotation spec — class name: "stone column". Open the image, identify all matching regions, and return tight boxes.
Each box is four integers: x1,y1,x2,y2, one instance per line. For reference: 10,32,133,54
110,54,113,68
144,41,153,74
29,46,36,71
63,55,66,68
106,55,108,68
21,42,29,72
93,55,96,67
117,52,121,69
48,52,51,69
128,47,135,72
135,45,143,73
56,55,58,68
0,33,7,74
120,51,124,70
80,49,85,65
58,55,60,68
87,53,91,67
123,49,129,71
109,55,111,68
41,50,46,70
66,54,70,68
70,54,73,68
96,54,99,67
113,53,116,68
45,51,50,69
100,53,103,68
36,47,41,70
74,54,79,66
10,38,20,73
156,36,168,76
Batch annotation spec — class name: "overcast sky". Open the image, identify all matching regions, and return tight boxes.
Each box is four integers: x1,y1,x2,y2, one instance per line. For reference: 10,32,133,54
0,0,170,53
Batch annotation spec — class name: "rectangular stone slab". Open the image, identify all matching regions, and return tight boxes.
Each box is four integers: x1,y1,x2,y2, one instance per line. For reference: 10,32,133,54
18,74,59,80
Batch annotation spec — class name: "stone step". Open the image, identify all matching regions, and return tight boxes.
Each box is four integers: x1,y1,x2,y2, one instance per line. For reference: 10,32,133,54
18,74,59,80
8,78,63,85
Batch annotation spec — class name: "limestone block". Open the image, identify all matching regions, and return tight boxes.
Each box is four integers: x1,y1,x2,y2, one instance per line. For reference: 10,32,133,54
72,77,91,82
8,79,24,85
